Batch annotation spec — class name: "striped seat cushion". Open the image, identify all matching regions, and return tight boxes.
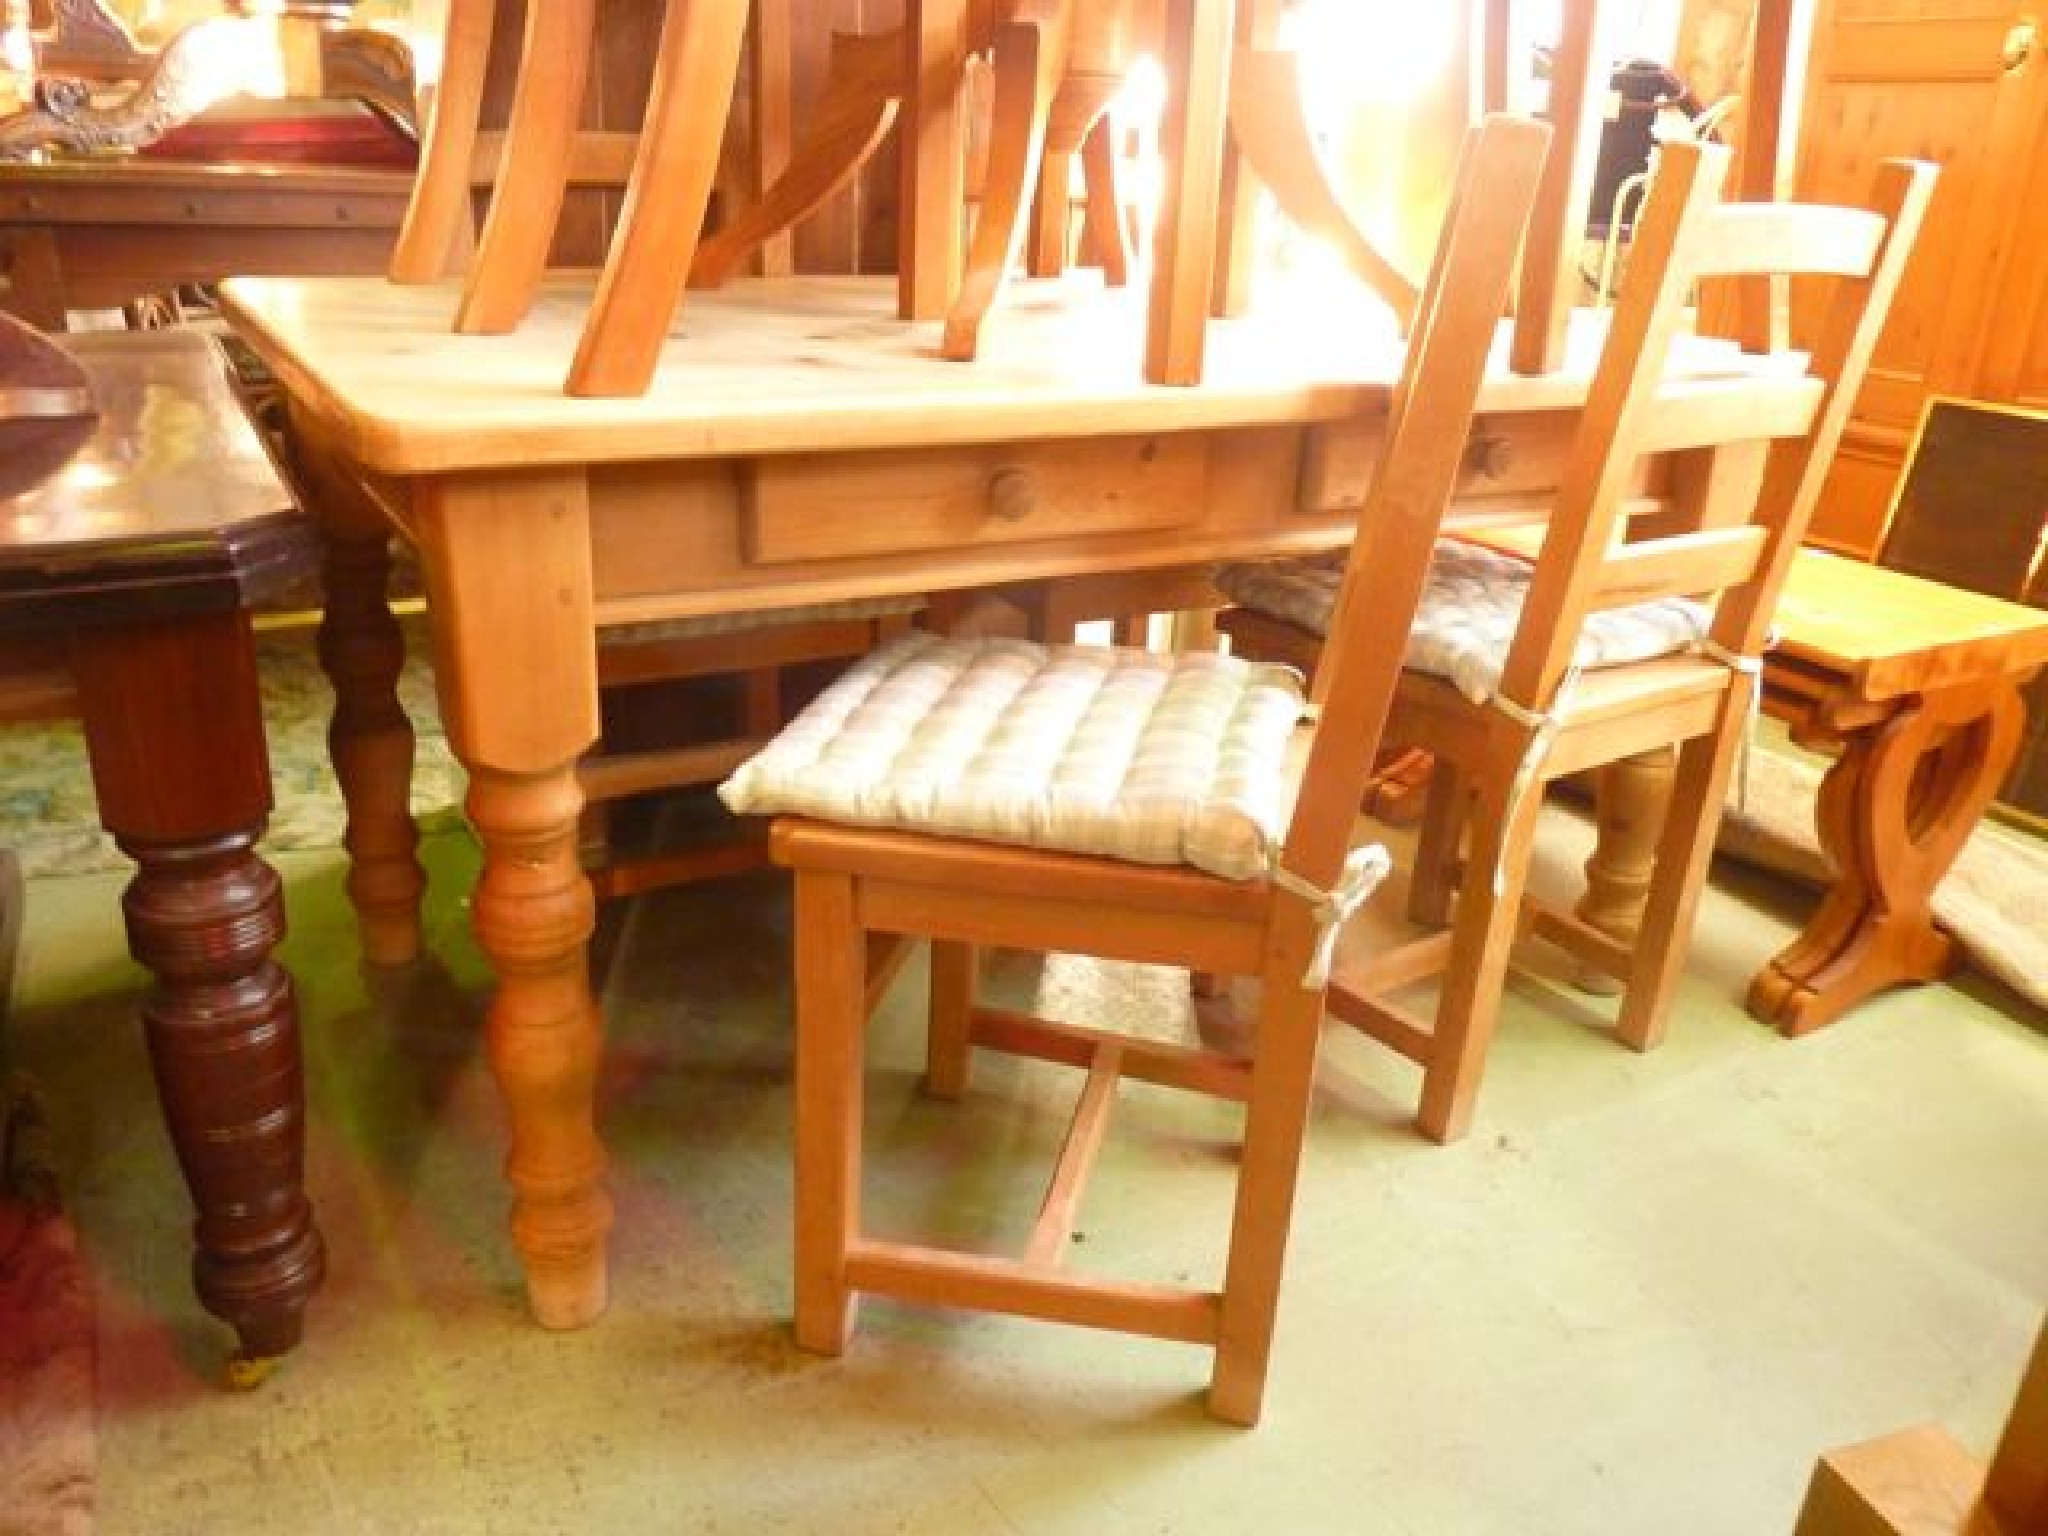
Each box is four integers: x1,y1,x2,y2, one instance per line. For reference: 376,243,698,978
1214,538,1711,704
718,631,1309,881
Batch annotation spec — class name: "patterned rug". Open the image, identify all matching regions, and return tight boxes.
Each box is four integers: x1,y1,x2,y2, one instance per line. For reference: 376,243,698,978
0,623,465,880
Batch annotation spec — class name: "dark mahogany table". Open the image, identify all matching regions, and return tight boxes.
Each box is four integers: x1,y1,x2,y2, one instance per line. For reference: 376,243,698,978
0,328,324,1366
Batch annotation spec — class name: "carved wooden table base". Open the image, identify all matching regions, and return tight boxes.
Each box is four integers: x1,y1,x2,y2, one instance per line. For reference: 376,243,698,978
1749,675,2030,1035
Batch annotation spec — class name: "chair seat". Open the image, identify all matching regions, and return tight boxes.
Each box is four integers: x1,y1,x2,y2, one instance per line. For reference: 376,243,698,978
1215,538,1712,704
718,631,1308,881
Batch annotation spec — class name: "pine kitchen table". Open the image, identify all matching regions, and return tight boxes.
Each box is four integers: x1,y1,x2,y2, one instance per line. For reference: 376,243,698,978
215,269,1610,1330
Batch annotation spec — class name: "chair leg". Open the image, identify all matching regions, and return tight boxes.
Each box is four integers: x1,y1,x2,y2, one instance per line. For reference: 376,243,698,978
792,868,868,1355
741,666,782,740
1416,771,1544,1144
1615,717,1747,1051
1407,758,1469,927
1077,111,1130,285
926,939,978,1099
1209,972,1325,1425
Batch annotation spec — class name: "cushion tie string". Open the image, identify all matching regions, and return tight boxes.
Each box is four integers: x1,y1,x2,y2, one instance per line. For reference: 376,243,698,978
1269,843,1393,990
1695,637,1765,815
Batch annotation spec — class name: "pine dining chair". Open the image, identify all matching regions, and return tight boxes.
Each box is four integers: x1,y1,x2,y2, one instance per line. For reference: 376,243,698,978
715,114,1552,1425
1213,139,1936,1145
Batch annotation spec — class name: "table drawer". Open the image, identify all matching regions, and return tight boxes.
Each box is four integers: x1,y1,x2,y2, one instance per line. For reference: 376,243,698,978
742,434,1207,564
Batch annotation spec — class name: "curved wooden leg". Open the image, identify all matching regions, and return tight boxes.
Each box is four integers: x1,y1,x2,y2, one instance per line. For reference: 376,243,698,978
1749,680,2024,1036
1574,748,1675,998
691,30,907,290
942,3,1072,361
1225,45,1421,328
1076,110,1131,285
388,0,497,282
1027,71,1121,279
416,472,611,1328
567,0,753,397
455,0,596,335
73,611,324,1370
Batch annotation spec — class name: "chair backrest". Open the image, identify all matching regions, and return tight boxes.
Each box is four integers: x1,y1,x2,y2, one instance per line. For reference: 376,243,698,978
1281,113,1552,885
1493,138,1936,720
388,0,663,288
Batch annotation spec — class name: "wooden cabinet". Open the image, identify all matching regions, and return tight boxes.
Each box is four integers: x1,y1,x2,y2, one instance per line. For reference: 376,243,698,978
1795,0,2048,556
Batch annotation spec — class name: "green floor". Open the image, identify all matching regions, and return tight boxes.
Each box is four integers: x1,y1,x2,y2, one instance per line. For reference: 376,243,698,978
5,809,2045,1536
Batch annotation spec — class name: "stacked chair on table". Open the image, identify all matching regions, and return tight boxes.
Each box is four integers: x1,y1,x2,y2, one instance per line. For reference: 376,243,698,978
376,0,932,898
1214,138,1935,1144
715,115,1554,1425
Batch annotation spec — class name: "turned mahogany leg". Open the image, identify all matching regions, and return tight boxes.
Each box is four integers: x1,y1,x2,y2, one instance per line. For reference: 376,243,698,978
415,471,611,1328
70,610,324,1369
1749,679,2025,1035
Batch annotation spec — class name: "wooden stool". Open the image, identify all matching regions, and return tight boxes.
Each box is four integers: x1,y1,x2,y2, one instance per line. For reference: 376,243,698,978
1750,550,2048,1033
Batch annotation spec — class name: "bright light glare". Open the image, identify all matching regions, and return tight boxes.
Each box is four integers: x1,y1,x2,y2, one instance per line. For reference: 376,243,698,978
1283,0,1461,110
178,16,288,104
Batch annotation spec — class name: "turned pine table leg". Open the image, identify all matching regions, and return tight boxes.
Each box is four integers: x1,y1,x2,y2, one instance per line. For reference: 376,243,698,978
297,423,427,968
1573,748,1675,994
1749,677,2026,1035
70,610,324,1368
415,471,612,1329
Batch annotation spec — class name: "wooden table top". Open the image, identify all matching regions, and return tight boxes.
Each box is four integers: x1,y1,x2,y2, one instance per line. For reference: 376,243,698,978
217,271,1629,478
1773,549,2048,699
0,329,310,630
0,156,414,208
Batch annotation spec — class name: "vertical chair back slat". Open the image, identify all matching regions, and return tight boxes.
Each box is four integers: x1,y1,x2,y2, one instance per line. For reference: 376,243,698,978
1281,113,1553,888
453,0,599,335
387,0,496,283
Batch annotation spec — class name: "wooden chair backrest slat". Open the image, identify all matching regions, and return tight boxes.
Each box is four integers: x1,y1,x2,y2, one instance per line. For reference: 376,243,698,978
1635,375,1824,458
1680,202,1887,283
388,0,496,282
466,130,643,193
453,0,599,333
1590,525,1768,611
1281,113,1551,885
389,0,670,288
1493,140,1937,711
